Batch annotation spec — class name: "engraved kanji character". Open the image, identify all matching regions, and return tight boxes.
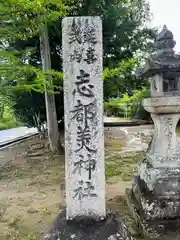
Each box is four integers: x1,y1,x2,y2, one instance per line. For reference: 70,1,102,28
83,181,97,198
73,180,97,200
70,49,83,63
85,154,96,180
73,154,96,179
83,20,97,45
75,126,97,153
73,155,85,175
73,69,94,97
69,19,82,44
84,47,97,64
70,99,96,127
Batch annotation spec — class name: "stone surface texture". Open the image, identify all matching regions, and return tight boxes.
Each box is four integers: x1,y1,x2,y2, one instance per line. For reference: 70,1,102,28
62,17,105,220
143,96,180,113
42,210,134,240
127,26,180,239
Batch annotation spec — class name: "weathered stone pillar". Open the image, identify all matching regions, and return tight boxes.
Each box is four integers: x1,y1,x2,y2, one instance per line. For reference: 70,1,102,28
126,25,180,239
62,16,105,220
42,16,134,240
147,112,180,167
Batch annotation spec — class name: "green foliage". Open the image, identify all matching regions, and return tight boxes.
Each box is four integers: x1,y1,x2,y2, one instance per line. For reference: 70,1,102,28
103,58,140,99
0,49,63,93
104,88,150,119
0,0,155,127
68,0,155,68
0,0,67,95
0,122,9,130
127,88,150,119
0,94,21,130
0,0,69,40
104,98,126,117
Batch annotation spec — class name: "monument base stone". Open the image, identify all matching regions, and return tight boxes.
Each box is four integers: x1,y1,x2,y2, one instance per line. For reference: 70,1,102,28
42,210,134,240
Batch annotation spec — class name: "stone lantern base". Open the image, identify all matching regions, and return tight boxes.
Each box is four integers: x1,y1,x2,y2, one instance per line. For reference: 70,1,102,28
126,186,180,240
126,158,180,239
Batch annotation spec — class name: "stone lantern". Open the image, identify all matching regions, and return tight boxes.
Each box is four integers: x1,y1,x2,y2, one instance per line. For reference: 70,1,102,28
126,25,180,239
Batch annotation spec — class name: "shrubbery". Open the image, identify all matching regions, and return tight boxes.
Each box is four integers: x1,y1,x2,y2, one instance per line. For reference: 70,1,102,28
104,88,151,120
0,98,21,130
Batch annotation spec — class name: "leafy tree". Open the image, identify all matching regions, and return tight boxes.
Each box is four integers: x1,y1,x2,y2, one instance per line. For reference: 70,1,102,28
0,0,68,90
0,0,70,152
103,58,137,99
0,0,68,40
4,0,155,77
0,0,156,129
68,0,155,99
67,0,155,67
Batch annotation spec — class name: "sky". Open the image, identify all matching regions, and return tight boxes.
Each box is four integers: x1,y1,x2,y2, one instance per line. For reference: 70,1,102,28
149,0,180,52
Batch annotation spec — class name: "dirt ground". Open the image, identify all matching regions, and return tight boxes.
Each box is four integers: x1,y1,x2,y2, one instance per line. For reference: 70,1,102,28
0,126,154,240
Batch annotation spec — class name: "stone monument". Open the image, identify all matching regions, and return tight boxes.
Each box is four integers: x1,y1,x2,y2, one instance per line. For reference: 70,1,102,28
42,16,134,240
126,25,180,239
63,16,105,220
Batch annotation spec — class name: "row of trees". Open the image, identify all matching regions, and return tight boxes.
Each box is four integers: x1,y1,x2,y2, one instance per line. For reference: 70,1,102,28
0,0,156,152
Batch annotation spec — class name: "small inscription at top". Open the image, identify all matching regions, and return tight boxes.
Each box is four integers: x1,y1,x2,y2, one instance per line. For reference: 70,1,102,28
69,18,82,44
69,18,97,45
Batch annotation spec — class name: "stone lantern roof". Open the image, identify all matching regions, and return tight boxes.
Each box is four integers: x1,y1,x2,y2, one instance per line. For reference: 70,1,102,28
136,25,180,78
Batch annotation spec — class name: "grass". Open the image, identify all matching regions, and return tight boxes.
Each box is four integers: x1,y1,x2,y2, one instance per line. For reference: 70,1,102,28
105,151,142,181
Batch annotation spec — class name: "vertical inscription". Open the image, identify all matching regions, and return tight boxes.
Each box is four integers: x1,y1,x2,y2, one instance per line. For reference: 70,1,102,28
63,17,105,219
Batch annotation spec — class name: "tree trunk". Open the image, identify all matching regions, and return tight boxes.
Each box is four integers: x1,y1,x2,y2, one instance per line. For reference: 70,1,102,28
40,24,63,153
